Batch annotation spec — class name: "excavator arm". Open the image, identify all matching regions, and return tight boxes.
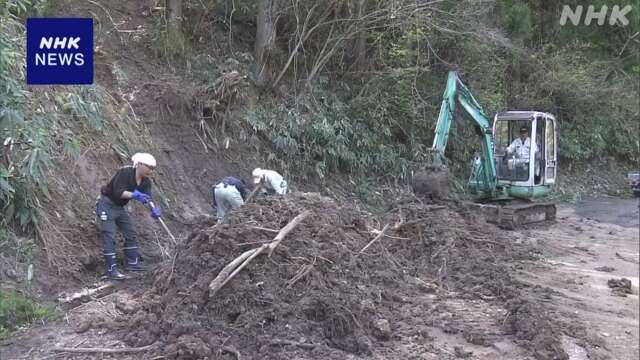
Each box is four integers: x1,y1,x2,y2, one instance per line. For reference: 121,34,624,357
430,71,497,195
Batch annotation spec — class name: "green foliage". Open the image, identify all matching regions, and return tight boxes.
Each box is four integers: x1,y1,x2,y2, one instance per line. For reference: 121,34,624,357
502,0,534,42
0,0,104,234
57,88,106,130
0,289,53,338
245,69,444,181
0,228,35,263
498,0,639,67
149,16,189,62
0,0,48,16
1,4,41,230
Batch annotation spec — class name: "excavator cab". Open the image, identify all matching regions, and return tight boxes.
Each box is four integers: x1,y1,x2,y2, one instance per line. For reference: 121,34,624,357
492,111,556,199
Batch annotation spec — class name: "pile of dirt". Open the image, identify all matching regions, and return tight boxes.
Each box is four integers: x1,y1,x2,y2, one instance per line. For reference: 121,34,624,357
607,278,633,297
108,192,566,359
506,299,569,360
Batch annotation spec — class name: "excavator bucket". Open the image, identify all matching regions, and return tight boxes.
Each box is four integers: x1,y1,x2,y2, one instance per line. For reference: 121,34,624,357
411,149,451,200
412,167,450,200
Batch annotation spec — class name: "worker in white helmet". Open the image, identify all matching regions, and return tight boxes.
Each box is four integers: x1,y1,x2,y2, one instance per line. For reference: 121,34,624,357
252,168,288,195
96,152,161,280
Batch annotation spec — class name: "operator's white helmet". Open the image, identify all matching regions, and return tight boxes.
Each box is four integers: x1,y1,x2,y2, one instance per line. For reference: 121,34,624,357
131,153,156,168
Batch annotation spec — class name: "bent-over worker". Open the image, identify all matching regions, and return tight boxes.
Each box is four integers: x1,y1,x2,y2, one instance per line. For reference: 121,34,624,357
212,176,248,223
251,168,288,195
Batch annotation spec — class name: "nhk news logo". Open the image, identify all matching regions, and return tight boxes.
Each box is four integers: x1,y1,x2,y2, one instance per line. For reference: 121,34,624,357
26,18,93,85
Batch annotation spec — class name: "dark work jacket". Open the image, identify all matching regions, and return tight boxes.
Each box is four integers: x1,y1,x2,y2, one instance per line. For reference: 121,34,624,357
212,176,248,206
101,166,151,206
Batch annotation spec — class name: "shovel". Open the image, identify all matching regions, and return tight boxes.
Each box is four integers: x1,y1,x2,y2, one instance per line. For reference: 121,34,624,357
148,200,177,244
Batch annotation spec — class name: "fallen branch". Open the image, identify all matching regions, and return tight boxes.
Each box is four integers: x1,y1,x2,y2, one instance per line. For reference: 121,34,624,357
267,210,312,257
209,211,311,298
211,244,270,297
209,248,259,296
392,219,425,230
359,224,390,254
58,283,113,304
165,250,179,287
286,257,316,288
268,339,317,350
249,226,280,233
51,344,154,353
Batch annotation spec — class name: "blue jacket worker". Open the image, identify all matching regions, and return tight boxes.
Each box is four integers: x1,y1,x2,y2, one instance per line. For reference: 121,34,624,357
212,176,248,223
96,153,161,280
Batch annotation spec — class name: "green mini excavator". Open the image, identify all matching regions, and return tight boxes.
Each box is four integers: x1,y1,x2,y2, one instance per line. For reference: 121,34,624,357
412,71,557,229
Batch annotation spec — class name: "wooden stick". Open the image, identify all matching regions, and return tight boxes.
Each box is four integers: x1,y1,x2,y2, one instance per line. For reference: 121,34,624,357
244,182,263,204
267,210,311,257
51,344,154,353
286,261,315,289
58,283,113,303
268,339,317,350
250,226,280,233
359,224,390,254
158,217,177,244
209,248,259,296
213,244,270,295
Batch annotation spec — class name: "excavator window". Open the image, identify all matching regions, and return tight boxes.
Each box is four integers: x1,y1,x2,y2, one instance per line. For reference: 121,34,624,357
494,120,532,182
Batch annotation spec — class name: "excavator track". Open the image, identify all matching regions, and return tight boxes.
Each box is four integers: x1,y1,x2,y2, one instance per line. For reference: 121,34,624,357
497,202,556,230
468,201,556,230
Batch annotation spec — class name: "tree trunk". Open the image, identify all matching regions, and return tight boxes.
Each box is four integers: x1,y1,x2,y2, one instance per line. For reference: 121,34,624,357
353,0,368,72
255,0,279,85
166,0,182,28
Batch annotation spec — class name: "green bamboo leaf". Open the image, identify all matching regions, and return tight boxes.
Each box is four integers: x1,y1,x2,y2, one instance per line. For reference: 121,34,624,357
28,149,38,177
0,178,14,193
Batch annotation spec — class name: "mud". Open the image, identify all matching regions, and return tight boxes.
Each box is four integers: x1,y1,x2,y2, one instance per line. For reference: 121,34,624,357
506,299,568,360
607,278,633,297
100,192,568,359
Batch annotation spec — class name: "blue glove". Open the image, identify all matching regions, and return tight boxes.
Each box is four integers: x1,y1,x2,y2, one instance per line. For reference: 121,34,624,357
132,190,150,204
151,205,162,219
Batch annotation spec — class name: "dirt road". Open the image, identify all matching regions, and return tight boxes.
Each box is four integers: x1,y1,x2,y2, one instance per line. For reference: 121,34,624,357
518,198,639,360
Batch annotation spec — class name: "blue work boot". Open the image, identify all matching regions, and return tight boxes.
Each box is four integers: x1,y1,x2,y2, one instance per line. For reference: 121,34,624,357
124,248,145,271
104,255,126,280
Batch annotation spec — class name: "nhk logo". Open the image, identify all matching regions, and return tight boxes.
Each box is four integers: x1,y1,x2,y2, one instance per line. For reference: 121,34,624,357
27,18,93,85
559,5,633,26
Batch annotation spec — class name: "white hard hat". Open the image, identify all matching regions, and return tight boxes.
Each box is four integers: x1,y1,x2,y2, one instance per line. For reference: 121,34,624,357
131,153,156,168
252,168,263,184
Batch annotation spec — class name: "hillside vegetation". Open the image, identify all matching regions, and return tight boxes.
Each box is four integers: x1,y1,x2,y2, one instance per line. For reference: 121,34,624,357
0,0,638,266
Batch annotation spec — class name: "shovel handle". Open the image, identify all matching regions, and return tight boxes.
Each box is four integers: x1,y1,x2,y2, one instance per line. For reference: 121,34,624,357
148,200,177,244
